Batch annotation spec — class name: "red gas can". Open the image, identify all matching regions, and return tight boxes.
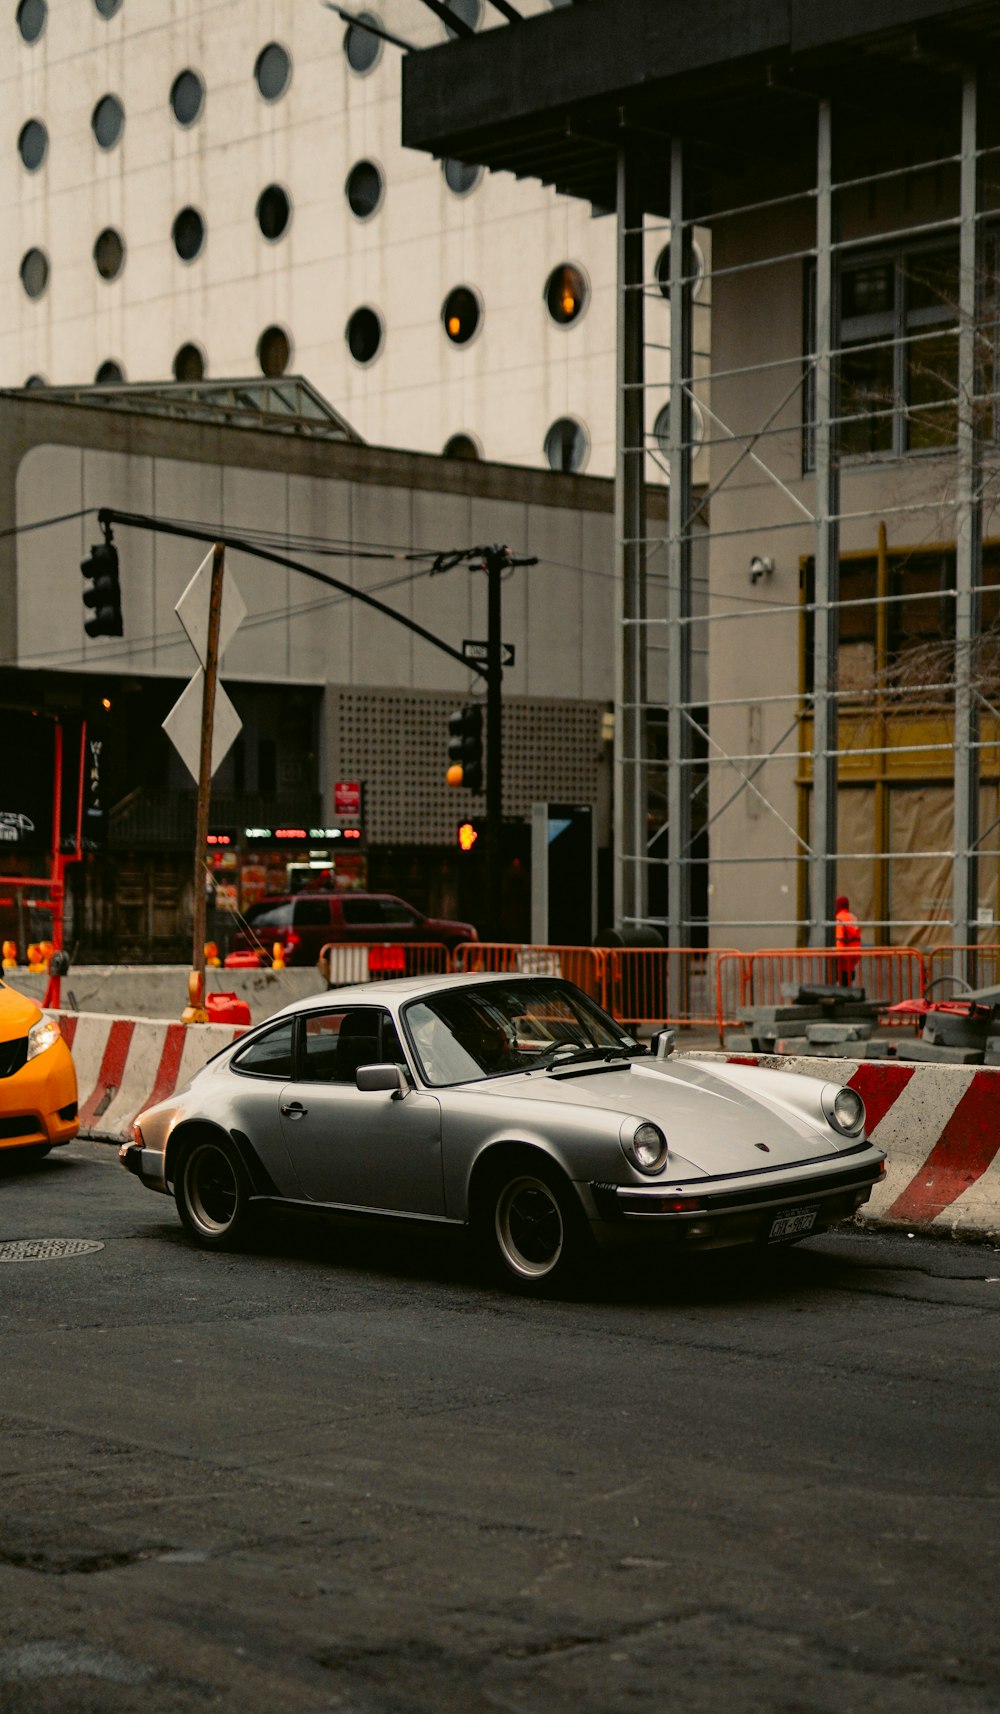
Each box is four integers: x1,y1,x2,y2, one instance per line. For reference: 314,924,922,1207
206,991,252,1025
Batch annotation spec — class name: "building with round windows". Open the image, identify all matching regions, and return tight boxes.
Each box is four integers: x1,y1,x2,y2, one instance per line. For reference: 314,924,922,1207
0,0,706,477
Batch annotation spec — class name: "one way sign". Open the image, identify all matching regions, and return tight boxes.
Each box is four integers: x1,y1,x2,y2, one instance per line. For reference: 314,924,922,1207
462,638,515,667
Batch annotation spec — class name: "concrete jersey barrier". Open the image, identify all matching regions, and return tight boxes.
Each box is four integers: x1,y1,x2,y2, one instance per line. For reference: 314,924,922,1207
10,965,325,1024
686,1051,1000,1241
55,1011,246,1143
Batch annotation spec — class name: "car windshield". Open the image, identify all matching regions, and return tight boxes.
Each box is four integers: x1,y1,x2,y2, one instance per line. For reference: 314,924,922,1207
402,979,640,1087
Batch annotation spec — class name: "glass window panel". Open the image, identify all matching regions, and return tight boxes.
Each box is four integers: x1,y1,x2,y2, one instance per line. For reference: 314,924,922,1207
235,1020,294,1078
907,328,958,449
839,338,896,455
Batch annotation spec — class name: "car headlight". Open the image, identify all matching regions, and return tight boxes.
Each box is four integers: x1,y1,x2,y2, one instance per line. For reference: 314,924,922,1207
822,1083,866,1137
26,1017,62,1060
620,1119,668,1175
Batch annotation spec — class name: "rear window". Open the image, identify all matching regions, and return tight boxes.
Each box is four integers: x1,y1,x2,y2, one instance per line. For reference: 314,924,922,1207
232,1020,294,1079
293,897,332,927
244,901,293,929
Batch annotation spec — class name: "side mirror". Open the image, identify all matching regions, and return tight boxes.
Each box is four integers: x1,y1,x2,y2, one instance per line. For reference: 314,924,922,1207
356,1063,410,1098
650,1028,676,1059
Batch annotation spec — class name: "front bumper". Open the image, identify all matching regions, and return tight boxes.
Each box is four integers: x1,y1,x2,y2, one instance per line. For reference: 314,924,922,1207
589,1144,887,1251
0,1039,79,1150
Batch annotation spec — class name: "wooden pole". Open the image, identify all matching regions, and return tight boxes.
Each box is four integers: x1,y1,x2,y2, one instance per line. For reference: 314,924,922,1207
183,541,226,1023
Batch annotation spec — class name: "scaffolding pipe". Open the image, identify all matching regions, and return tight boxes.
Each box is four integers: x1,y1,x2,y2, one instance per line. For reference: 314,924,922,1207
666,135,693,942
954,70,982,974
613,148,648,925
809,99,839,946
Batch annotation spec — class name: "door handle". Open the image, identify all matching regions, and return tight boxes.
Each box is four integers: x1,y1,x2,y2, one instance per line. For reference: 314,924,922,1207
281,1101,308,1118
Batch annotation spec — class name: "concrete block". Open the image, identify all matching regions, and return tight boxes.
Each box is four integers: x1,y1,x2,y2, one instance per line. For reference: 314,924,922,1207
722,1031,755,1052
904,1040,985,1065
805,1022,873,1044
770,1036,812,1056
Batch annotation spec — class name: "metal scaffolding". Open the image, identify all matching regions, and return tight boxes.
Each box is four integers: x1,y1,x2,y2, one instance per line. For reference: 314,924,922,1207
616,69,999,975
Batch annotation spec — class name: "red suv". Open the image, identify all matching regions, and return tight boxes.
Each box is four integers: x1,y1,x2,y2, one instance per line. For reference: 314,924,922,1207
229,893,478,967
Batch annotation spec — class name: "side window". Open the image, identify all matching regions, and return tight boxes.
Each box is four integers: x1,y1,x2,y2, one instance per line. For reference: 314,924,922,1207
301,1009,382,1082
340,897,376,926
293,897,332,927
381,899,418,925
233,1019,294,1078
301,1010,346,1081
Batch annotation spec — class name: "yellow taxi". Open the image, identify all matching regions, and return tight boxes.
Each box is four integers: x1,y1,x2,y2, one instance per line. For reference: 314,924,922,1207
0,978,78,1159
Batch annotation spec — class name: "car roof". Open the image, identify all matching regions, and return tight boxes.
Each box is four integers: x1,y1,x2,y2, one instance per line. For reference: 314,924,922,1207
278,970,558,1015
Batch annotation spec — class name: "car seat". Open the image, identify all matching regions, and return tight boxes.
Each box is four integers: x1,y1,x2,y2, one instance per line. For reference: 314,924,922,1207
336,1012,382,1082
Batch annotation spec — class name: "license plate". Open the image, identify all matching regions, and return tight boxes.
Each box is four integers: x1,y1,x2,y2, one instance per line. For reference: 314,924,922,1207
768,1205,819,1242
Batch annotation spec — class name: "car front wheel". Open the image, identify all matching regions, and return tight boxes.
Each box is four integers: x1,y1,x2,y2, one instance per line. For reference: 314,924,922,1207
174,1135,254,1250
482,1159,593,1294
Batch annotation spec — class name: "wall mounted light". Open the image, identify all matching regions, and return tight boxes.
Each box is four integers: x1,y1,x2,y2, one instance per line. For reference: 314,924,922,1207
749,555,774,584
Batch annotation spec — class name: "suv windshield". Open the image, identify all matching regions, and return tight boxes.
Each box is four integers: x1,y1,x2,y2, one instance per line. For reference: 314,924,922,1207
403,979,639,1087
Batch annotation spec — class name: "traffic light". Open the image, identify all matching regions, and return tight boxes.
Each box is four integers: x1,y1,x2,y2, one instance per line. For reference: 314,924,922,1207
80,539,123,638
447,704,483,792
457,819,479,852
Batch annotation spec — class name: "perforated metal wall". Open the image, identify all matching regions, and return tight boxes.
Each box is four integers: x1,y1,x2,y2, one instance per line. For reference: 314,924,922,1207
327,687,606,845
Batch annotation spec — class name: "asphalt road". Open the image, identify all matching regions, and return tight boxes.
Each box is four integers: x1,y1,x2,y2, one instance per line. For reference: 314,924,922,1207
1,1139,998,1714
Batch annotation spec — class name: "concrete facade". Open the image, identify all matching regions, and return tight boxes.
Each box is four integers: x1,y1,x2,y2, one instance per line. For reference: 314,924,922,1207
3,0,623,475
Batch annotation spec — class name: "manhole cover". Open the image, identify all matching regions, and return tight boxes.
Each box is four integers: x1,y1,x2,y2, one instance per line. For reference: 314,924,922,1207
0,1238,104,1262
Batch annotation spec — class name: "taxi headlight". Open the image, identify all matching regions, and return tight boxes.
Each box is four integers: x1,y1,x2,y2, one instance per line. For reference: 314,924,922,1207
26,1017,61,1060
621,1119,668,1175
822,1083,866,1136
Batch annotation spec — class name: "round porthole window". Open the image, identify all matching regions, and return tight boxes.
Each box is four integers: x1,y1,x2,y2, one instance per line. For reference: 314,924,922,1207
256,184,290,241
172,206,205,262
18,120,48,172
170,70,205,127
24,373,47,387
17,0,47,44
346,306,383,366
173,343,205,381
443,433,481,461
345,160,384,220
254,42,291,100
94,0,123,16
257,325,291,377
545,262,588,326
92,94,125,150
442,285,481,346
445,0,481,34
344,12,381,74
652,399,706,457
95,360,125,384
442,158,482,197
544,416,589,474
19,247,48,300
655,241,706,300
93,228,125,280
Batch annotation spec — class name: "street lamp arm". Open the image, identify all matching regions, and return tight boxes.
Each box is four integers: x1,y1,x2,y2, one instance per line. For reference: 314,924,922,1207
97,506,488,680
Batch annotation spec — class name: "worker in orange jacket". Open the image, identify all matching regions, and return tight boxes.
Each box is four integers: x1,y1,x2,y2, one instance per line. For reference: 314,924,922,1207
834,894,862,987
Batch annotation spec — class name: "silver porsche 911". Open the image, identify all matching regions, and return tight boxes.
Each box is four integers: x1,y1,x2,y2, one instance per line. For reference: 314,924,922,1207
119,973,886,1293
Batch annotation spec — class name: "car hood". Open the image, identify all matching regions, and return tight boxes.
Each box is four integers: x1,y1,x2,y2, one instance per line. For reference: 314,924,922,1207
464,1057,842,1173
0,982,41,1041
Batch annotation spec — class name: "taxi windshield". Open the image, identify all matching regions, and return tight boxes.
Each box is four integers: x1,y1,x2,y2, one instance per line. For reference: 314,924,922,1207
402,979,639,1087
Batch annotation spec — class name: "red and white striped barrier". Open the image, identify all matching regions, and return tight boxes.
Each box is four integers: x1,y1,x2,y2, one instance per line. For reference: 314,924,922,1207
55,1012,246,1143
690,1053,1000,1240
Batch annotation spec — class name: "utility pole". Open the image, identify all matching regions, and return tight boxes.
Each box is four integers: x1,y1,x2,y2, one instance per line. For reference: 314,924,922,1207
481,544,536,938
183,542,226,1023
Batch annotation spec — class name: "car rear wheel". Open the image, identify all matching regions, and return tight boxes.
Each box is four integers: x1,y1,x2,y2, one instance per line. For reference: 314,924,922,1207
174,1135,254,1250
481,1158,593,1295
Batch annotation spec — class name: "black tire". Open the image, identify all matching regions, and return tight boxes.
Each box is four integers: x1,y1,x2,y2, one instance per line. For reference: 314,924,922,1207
478,1155,594,1295
173,1135,255,1251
